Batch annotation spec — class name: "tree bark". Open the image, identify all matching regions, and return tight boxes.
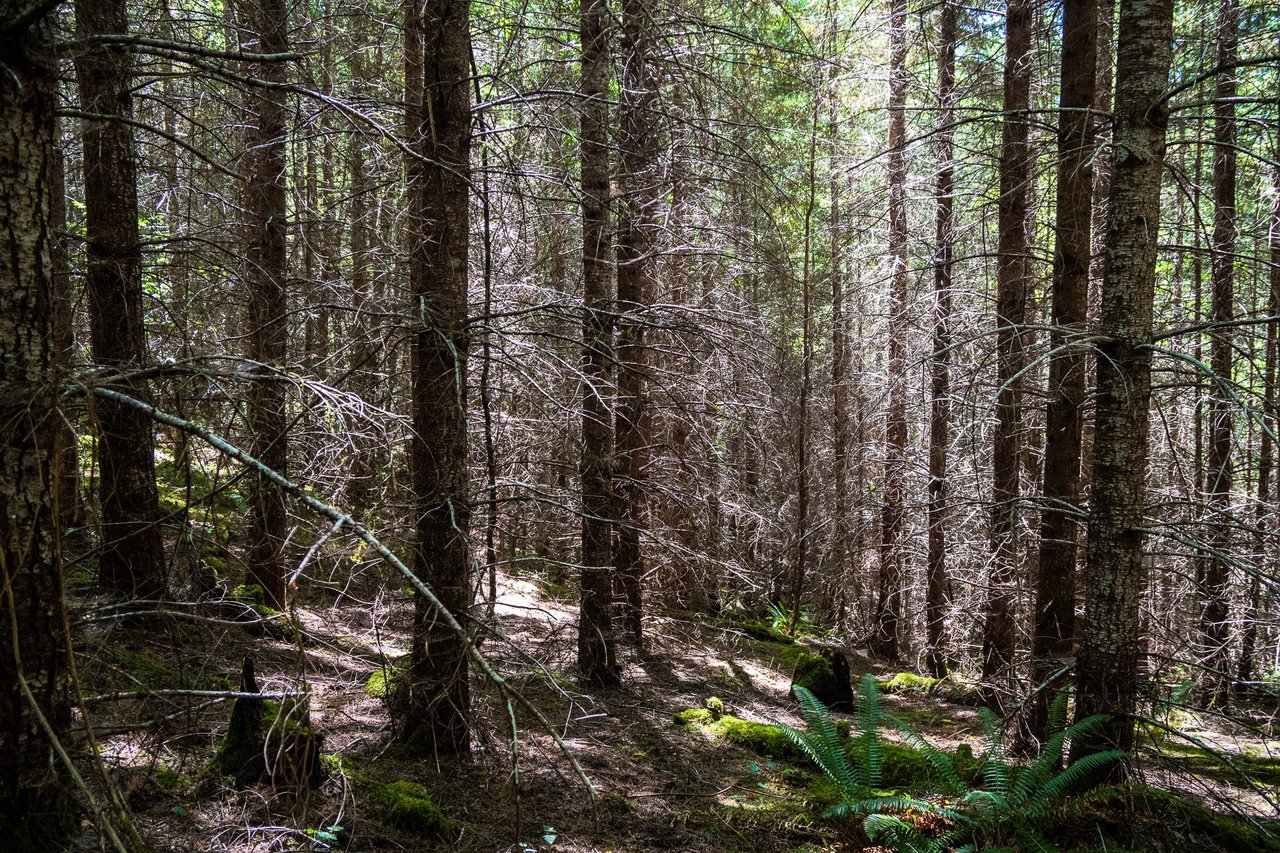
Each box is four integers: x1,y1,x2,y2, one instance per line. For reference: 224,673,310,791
74,0,166,599
400,0,475,752
578,0,620,686
871,0,908,662
926,0,958,679
614,0,659,645
1030,0,1097,741
0,5,77,842
240,0,290,609
1073,0,1173,762
982,0,1032,706
1195,0,1238,707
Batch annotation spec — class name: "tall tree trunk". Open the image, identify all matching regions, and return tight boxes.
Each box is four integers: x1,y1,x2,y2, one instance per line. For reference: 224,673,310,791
400,0,474,752
1240,105,1280,686
982,0,1032,706
926,0,958,679
241,0,290,609
1196,0,1238,707
871,0,908,662
614,0,659,645
788,54,822,636
1029,0,1097,742
74,0,166,599
1073,0,1173,762
578,0,620,686
829,2,853,633
50,114,82,529
0,5,78,842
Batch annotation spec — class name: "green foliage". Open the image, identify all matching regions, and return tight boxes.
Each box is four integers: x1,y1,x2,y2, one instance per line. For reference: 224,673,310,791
364,658,408,700
674,706,806,759
360,778,454,840
774,679,1125,852
705,695,725,720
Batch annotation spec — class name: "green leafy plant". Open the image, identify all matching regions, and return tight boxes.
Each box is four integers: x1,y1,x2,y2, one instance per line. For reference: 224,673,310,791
777,678,943,824
775,678,1125,852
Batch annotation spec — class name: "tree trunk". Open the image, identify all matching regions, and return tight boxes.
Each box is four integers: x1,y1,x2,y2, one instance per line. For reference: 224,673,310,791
614,0,659,645
871,0,908,662
74,0,166,599
1239,108,1280,687
926,0,958,679
1196,0,1238,707
240,0,290,609
578,0,620,686
399,0,475,752
982,0,1032,706
1073,0,1173,762
0,6,78,842
1029,0,1097,742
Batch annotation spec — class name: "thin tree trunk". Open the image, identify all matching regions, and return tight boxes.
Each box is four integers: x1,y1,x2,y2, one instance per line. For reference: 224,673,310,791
1241,102,1280,686
1029,0,1097,741
982,0,1032,706
926,0,958,679
399,0,475,752
74,0,167,599
871,0,909,662
0,5,78,839
1073,0,1173,762
50,115,82,529
578,0,620,686
1196,0,1238,707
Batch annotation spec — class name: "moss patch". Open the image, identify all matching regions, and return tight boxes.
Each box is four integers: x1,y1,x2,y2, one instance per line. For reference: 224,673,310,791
675,707,805,759
359,777,454,841
1154,740,1280,787
1051,784,1280,852
365,658,408,700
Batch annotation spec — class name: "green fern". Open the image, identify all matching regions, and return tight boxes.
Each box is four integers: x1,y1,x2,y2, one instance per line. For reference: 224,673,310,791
773,678,1125,852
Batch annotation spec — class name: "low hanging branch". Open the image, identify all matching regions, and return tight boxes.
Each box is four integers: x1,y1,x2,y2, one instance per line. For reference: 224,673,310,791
85,384,598,798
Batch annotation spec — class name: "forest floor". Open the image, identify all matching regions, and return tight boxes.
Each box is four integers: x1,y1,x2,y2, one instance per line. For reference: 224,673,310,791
72,567,1280,852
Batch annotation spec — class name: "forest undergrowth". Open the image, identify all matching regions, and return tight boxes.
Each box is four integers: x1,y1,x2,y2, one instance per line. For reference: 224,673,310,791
69,562,1280,853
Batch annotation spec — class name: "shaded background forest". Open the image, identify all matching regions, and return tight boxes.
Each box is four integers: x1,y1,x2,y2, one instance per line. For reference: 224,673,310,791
4,0,1280,846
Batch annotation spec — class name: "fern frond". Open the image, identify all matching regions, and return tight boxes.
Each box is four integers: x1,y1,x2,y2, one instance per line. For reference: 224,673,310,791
888,713,969,796
856,673,884,790
1022,749,1125,817
863,813,946,853
1047,689,1070,733
977,708,1011,798
785,686,860,796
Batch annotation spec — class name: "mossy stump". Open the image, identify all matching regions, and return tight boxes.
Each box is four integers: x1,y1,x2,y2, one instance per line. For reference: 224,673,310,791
789,648,853,711
211,657,324,789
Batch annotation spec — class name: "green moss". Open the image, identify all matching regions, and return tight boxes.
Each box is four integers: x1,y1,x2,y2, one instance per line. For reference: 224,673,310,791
86,642,219,694
229,584,298,639
674,706,805,759
878,672,940,693
1054,784,1280,852
365,658,408,700
361,778,454,840
706,696,725,720
718,716,802,758
1155,741,1280,787
675,707,713,727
